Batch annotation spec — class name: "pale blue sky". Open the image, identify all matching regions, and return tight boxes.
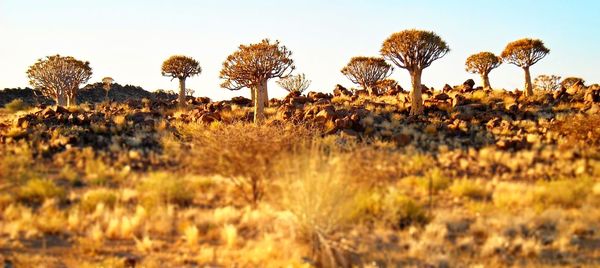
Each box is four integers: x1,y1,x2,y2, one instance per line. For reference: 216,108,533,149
1,0,598,100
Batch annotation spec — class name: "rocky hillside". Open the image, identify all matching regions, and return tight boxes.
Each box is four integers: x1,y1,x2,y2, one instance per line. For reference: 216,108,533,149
0,83,172,107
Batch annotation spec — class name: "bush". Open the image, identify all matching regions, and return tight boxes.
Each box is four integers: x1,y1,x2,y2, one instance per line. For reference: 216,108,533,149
175,122,314,204
137,172,193,208
354,187,429,229
531,177,593,209
280,146,357,238
4,99,28,113
449,179,489,200
384,189,429,229
17,178,65,206
80,188,118,212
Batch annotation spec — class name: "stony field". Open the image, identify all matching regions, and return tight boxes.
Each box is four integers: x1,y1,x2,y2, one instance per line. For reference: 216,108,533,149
1,84,600,267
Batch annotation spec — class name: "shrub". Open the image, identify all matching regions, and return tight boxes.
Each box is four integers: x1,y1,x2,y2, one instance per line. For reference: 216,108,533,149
531,177,593,209
280,146,357,238
177,122,314,204
354,187,429,229
449,179,489,200
80,188,118,212
383,189,429,229
4,99,28,113
17,178,65,206
137,172,193,208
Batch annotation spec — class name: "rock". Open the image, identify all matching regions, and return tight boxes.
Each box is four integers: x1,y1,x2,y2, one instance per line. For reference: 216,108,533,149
584,88,600,103
452,94,466,107
392,133,412,146
307,91,329,101
443,84,453,93
355,90,369,97
54,105,69,114
314,106,336,123
198,113,219,124
196,97,211,104
334,117,353,130
230,96,252,106
463,79,475,89
289,96,310,106
434,93,451,101
333,84,352,97
276,105,295,121
37,108,54,120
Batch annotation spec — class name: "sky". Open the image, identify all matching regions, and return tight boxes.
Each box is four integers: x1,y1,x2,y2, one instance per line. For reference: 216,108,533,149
1,0,599,100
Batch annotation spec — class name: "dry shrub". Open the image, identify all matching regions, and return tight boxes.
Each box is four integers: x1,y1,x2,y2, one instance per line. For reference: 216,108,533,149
551,113,600,148
277,145,358,267
137,172,194,208
531,177,594,209
4,99,28,113
17,178,65,206
178,122,315,204
80,188,118,212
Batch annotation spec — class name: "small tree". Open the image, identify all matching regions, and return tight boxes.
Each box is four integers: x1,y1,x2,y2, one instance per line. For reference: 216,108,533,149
27,55,92,106
341,56,393,95
102,77,114,102
561,77,585,89
381,30,450,115
534,75,561,91
220,39,295,123
276,73,311,94
161,55,202,107
501,38,550,97
185,88,195,97
465,52,502,89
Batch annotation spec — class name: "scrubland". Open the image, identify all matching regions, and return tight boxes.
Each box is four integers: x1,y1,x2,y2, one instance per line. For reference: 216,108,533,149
0,87,600,267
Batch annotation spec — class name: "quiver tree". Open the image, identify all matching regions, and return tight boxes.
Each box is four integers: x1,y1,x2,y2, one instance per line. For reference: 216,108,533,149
561,77,585,89
276,73,311,94
26,55,92,107
534,75,561,91
465,52,501,89
220,39,295,123
501,38,550,97
381,30,450,115
161,55,202,107
102,77,114,102
341,57,393,95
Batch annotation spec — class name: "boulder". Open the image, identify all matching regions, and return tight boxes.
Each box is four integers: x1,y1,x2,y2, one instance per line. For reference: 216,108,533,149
463,79,475,90
442,84,453,93
198,113,219,124
307,91,330,101
434,92,451,101
333,84,352,97
230,96,252,106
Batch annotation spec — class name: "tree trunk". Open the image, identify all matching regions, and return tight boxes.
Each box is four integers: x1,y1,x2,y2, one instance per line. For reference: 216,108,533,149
366,86,378,96
263,82,269,108
250,87,256,105
254,79,267,124
178,78,187,107
410,69,424,115
56,90,67,107
67,95,76,107
524,67,533,97
482,74,491,89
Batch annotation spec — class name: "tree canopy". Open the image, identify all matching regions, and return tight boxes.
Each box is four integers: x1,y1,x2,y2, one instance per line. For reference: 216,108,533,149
220,39,295,90
26,54,92,106
381,30,450,72
276,73,311,93
341,57,393,94
501,38,549,68
161,56,202,80
465,52,502,75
